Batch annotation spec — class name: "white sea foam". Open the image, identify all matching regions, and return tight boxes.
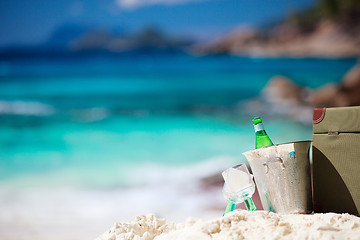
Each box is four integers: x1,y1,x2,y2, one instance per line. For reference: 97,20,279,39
0,100,55,116
0,156,238,239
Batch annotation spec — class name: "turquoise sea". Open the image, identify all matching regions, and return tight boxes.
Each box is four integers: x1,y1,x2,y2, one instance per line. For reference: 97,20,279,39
0,54,357,188
0,54,358,239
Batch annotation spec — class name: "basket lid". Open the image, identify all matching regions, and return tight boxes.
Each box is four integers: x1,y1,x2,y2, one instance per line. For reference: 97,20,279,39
313,106,360,134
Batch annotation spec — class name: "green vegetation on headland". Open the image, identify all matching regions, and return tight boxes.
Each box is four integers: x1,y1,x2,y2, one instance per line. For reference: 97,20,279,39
290,0,360,33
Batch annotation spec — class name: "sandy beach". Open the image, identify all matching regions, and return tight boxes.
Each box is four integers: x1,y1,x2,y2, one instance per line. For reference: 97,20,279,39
98,210,360,240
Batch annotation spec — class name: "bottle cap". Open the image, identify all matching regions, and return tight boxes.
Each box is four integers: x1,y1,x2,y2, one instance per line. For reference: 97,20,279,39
252,117,262,125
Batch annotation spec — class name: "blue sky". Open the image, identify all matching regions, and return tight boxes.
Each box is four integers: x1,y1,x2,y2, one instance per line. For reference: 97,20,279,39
0,0,315,47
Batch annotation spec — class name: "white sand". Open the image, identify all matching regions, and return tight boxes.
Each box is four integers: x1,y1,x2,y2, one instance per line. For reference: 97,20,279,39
97,210,360,240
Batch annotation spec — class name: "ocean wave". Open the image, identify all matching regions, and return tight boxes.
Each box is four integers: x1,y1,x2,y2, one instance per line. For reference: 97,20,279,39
0,155,249,240
126,155,238,188
0,155,240,215
0,101,112,121
110,155,241,220
0,100,56,116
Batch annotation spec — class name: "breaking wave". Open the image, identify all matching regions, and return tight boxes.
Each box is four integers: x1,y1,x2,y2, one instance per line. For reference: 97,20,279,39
0,100,56,116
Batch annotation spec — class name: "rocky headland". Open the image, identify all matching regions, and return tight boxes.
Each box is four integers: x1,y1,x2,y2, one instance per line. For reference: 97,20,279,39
193,21,360,58
193,0,360,58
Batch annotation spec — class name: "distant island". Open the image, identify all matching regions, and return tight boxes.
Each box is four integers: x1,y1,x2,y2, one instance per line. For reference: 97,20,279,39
192,0,360,58
0,25,193,58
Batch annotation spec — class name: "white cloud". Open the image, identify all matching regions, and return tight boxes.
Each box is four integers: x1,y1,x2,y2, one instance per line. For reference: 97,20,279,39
117,0,207,9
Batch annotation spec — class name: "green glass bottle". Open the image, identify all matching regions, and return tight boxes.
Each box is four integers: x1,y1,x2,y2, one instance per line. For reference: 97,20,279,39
252,116,275,212
253,117,274,149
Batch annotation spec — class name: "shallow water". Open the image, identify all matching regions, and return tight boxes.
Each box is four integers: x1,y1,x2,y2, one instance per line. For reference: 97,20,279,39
0,54,356,239
0,55,355,186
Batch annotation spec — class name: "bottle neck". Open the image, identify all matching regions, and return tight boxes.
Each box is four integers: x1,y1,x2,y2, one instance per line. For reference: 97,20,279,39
254,123,264,132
